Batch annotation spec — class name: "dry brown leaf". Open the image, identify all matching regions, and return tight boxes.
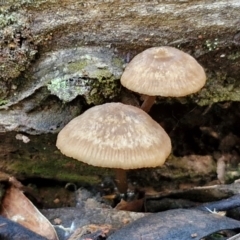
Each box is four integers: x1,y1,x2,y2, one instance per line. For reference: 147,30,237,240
102,194,116,200
1,184,59,240
68,224,111,240
141,186,160,197
115,198,144,212
0,171,10,182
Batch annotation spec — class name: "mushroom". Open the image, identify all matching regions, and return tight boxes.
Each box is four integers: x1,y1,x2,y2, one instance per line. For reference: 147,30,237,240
121,46,206,112
56,102,171,193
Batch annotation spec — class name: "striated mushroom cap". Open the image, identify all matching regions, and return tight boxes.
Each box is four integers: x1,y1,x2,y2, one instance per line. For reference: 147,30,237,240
121,46,206,97
56,102,171,170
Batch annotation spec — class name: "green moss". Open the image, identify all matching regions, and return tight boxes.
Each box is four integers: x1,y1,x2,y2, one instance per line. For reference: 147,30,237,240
0,0,46,9
67,60,89,72
47,76,91,102
47,61,121,104
191,71,240,106
0,99,8,106
227,51,240,60
91,68,113,80
11,157,103,184
204,39,219,51
0,5,37,100
4,133,112,184
112,57,124,69
225,165,240,183
85,69,120,104
0,11,17,28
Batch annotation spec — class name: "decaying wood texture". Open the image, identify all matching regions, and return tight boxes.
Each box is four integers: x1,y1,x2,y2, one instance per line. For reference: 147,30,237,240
0,0,240,192
29,0,240,50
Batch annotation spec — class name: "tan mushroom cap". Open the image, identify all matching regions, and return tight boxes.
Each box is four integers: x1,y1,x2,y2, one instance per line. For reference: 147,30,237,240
121,46,206,97
56,102,171,170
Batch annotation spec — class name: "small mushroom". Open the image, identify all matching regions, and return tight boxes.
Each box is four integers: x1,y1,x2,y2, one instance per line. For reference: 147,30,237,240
56,102,171,193
121,46,206,112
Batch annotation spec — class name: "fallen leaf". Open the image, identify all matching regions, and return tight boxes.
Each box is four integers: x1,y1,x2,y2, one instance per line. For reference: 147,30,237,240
1,183,59,240
0,171,10,182
115,198,144,212
53,218,62,225
0,215,47,240
102,194,116,200
141,186,160,197
108,209,240,240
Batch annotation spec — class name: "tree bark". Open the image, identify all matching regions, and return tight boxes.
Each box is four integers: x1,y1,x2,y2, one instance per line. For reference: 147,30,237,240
0,1,239,133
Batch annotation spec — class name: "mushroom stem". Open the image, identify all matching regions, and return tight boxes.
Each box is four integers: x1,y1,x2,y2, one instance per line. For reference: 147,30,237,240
114,168,128,193
141,95,156,113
